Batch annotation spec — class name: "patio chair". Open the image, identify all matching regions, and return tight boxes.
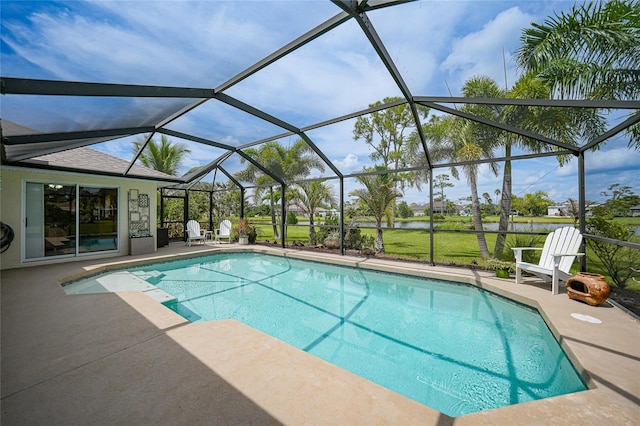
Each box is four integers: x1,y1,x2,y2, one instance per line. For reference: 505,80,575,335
512,226,584,295
214,220,232,244
186,220,206,246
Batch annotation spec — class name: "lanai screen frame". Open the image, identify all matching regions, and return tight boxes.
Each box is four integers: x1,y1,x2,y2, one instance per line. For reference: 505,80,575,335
2,0,639,266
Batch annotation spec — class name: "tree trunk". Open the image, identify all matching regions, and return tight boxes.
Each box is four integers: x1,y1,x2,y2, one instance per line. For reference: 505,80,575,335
375,219,385,254
494,143,512,259
470,173,490,259
309,214,316,245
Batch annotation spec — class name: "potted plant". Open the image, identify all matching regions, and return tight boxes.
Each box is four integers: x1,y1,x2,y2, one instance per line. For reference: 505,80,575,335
129,231,154,255
247,225,258,244
234,218,251,245
323,231,341,249
486,258,515,278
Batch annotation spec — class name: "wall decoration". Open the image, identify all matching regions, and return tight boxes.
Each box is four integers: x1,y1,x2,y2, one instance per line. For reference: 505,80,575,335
138,193,149,207
128,190,151,238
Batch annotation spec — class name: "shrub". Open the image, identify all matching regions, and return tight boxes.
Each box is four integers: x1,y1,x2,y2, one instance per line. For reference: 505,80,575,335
344,226,374,251
586,216,638,288
503,234,545,263
286,211,298,225
316,214,339,244
486,258,515,272
323,231,340,249
435,222,471,231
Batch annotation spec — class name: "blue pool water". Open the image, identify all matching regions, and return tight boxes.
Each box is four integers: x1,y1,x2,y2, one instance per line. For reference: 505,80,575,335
121,253,584,416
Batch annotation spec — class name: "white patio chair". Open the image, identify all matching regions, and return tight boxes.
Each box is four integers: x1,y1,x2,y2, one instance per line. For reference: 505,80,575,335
186,220,205,246
512,226,584,295
214,220,232,244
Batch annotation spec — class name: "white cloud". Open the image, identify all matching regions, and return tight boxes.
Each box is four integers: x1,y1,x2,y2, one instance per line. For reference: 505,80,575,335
333,153,360,172
440,7,534,92
2,1,337,86
227,25,401,127
585,147,640,174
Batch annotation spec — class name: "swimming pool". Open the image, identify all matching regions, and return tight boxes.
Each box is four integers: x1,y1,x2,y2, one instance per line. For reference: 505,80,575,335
71,252,586,417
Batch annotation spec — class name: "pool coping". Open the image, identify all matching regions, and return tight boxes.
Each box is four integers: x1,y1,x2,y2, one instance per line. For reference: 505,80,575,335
2,243,639,424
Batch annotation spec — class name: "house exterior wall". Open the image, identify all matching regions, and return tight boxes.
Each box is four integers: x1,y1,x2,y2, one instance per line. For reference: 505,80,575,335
0,166,159,270
547,206,563,216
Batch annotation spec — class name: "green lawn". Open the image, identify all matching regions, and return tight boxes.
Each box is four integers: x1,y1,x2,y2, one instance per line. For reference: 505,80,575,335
251,220,639,289
254,224,497,264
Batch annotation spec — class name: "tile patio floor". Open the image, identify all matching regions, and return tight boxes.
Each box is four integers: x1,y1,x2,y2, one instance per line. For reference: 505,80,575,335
2,242,638,425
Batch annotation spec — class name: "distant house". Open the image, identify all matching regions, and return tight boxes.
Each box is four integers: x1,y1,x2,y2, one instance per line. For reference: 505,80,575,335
547,200,600,217
631,205,640,217
409,202,464,216
286,204,338,218
287,203,307,216
409,204,428,216
547,205,565,216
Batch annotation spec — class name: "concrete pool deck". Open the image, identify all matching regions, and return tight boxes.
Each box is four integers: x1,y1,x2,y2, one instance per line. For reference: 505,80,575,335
2,243,638,425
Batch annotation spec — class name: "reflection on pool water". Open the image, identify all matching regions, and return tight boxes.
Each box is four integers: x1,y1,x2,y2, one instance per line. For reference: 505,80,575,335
80,252,588,416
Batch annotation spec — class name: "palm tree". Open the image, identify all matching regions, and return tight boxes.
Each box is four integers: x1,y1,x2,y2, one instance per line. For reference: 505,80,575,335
449,77,503,258
517,0,639,100
516,0,639,148
349,168,402,254
455,121,499,259
492,73,606,258
132,134,191,175
290,181,336,245
236,139,325,240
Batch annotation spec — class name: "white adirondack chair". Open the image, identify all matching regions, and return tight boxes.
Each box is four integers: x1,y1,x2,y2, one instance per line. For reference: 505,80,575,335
214,220,232,244
186,220,205,246
512,226,584,295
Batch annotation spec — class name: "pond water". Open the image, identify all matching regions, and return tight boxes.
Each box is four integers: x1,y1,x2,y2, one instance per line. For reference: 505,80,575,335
298,221,640,235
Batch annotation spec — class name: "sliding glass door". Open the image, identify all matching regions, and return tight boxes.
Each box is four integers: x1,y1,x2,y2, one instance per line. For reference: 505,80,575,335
25,182,118,259
78,187,118,253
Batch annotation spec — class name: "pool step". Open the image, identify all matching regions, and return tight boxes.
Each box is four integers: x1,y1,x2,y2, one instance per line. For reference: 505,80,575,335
141,288,177,303
64,271,176,304
131,270,166,285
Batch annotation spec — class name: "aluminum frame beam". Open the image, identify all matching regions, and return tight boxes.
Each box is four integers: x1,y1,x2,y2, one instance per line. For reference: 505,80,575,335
1,77,215,98
419,101,579,153
331,1,432,168
183,151,234,186
216,12,351,93
158,128,236,151
217,166,245,190
125,132,155,175
235,150,284,186
580,111,640,153
3,126,156,145
414,96,640,109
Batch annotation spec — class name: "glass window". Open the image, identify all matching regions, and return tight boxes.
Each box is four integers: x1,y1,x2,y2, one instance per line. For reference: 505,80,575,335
25,182,118,259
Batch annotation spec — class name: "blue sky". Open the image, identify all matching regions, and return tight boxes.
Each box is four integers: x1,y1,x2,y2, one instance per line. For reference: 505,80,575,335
2,1,638,205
